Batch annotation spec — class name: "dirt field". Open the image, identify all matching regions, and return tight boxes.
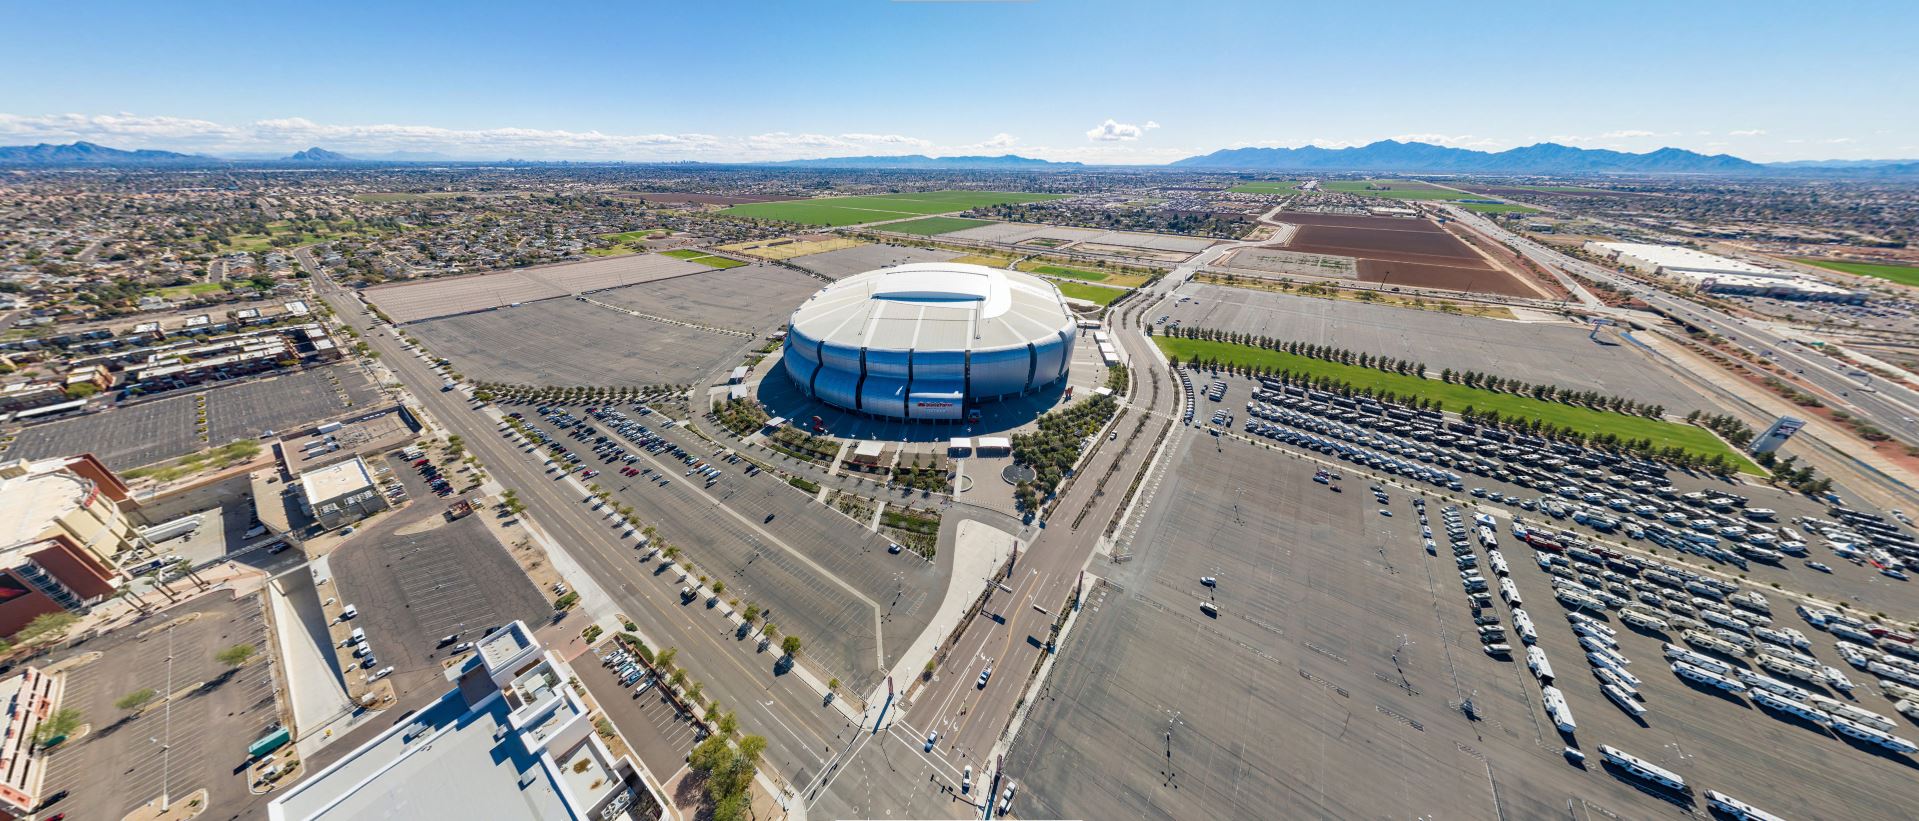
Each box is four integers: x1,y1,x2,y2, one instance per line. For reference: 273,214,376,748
720,235,866,260
1273,212,1537,297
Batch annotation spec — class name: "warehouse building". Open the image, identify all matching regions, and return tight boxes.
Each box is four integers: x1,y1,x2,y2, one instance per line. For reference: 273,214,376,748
1584,241,1863,302
782,263,1078,421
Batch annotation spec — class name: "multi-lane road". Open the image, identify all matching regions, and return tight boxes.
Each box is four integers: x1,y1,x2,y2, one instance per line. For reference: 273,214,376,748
300,250,871,809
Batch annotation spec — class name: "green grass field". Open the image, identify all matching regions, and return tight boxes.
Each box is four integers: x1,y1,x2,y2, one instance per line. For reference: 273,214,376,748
1228,181,1303,194
1022,263,1106,282
153,282,226,299
690,255,748,269
1793,258,1919,287
878,216,994,235
661,249,708,259
720,191,1066,227
1459,202,1542,214
1320,180,1474,202
587,229,668,256
1055,281,1127,306
1154,336,1757,471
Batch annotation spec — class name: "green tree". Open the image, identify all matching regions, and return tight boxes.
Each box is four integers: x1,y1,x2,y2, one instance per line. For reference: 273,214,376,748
33,708,81,747
14,611,79,645
216,643,258,668
781,635,802,658
116,688,159,711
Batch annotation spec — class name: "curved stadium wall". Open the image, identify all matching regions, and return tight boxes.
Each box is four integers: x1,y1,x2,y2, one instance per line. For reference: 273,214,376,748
781,263,1076,421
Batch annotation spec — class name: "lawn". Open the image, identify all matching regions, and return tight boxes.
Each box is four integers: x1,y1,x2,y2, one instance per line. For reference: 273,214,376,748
1228,181,1304,194
1154,336,1757,471
153,282,226,299
720,191,1066,227
879,216,994,236
1792,258,1919,287
216,219,388,253
1055,281,1127,306
661,249,709,259
1018,262,1152,288
1319,180,1474,201
1459,202,1542,214
689,255,748,269
587,229,667,257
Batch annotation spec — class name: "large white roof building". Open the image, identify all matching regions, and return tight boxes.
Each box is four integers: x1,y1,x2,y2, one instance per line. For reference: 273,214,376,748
782,263,1078,420
1585,242,1862,302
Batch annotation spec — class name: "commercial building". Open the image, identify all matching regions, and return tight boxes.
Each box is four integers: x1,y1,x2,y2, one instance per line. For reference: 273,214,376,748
783,263,1077,420
297,456,388,530
0,455,136,636
269,621,663,821
0,667,64,819
1584,242,1863,302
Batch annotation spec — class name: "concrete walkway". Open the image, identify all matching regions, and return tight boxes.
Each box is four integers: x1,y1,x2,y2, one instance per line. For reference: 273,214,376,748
878,520,1017,700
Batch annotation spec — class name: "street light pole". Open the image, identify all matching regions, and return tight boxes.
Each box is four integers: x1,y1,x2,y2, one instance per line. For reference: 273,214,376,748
157,623,175,812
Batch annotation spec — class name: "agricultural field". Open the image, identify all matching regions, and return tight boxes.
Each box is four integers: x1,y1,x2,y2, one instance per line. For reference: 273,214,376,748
1319,180,1474,201
874,216,994,235
1227,180,1304,194
1153,335,1756,470
719,190,1066,227
1278,212,1538,297
1054,281,1127,306
1793,257,1919,287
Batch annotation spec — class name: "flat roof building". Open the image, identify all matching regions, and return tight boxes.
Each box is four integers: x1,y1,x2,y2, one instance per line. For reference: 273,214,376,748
269,621,664,821
0,455,136,635
0,667,64,818
298,456,387,531
1584,241,1864,303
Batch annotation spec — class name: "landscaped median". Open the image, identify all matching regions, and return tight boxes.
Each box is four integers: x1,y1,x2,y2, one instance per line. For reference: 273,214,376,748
1153,335,1760,473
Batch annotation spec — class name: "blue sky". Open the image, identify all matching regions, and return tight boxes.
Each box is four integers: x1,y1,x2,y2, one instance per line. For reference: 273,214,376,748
1,0,1911,163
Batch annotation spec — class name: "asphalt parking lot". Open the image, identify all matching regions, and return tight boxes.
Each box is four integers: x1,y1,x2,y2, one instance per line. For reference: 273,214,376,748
2,363,376,470
788,245,964,280
513,405,947,688
1158,282,1708,413
2,393,201,468
1200,368,1919,620
1005,425,1919,820
41,593,280,821
407,295,757,387
594,263,820,334
576,640,702,779
204,365,369,443
325,495,550,699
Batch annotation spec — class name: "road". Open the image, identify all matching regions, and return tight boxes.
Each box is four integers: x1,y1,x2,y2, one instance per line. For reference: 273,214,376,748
298,248,865,807
1443,205,1919,452
891,238,1243,800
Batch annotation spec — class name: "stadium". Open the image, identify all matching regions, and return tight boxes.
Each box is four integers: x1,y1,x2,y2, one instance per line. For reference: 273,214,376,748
781,263,1078,421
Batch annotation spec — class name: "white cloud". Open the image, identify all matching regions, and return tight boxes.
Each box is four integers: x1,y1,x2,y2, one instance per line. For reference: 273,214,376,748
1824,137,1856,144
1729,129,1767,137
1086,119,1148,142
974,132,1019,150
1386,133,1505,149
1144,121,1161,130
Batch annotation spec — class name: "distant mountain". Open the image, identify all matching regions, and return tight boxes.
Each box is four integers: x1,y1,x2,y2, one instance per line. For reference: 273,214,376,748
760,154,1083,169
1170,140,1766,174
0,140,209,166
1767,158,1919,169
286,146,353,162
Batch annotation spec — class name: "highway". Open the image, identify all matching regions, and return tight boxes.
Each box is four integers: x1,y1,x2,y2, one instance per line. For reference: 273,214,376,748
298,249,864,806
1443,205,1919,453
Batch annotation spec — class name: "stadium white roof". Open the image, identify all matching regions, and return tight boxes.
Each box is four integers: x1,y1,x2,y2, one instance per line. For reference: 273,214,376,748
789,263,1072,352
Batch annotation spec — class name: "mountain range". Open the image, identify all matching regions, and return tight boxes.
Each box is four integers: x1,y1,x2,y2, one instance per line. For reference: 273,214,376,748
0,140,1914,177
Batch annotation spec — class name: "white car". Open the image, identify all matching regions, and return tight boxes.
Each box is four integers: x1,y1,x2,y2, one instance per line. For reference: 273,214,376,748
924,731,939,752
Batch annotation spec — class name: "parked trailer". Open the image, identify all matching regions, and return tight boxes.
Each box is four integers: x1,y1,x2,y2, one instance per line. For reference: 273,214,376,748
1598,745,1689,792
1704,790,1788,821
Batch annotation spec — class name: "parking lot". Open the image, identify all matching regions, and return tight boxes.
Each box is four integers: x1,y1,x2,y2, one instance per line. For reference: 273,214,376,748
1196,366,1919,619
594,263,821,334
788,245,964,280
42,593,281,821
3,392,201,468
2,363,376,470
325,481,550,699
407,295,758,387
576,640,702,779
508,404,948,687
1158,282,1709,413
1735,294,1917,333
1005,420,1919,820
